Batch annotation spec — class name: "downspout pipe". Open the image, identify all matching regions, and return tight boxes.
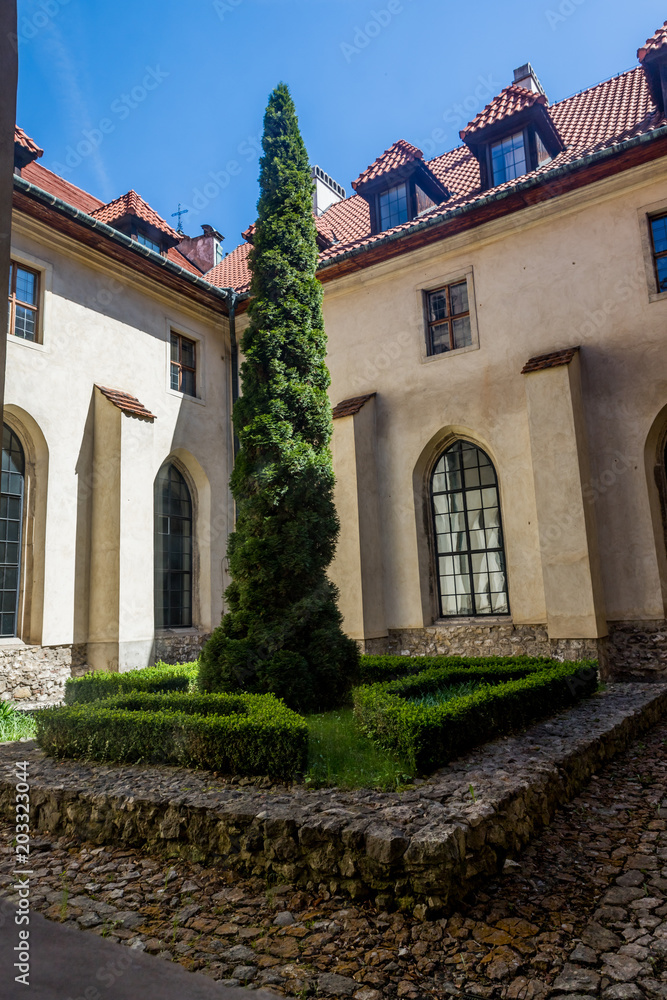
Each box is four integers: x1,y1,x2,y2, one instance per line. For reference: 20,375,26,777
222,287,240,457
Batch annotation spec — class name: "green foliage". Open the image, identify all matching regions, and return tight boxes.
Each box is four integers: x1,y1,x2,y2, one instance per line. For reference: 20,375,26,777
353,660,598,772
0,701,36,742
305,708,412,790
359,654,559,684
406,680,480,707
35,690,307,780
65,661,197,704
199,82,358,712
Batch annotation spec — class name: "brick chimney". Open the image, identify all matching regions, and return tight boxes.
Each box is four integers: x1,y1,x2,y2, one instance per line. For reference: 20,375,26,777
311,166,346,217
177,224,225,272
513,63,547,100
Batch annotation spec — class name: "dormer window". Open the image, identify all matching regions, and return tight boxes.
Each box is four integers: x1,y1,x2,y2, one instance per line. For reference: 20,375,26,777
136,232,161,253
351,140,450,237
379,183,409,230
491,132,527,185
460,66,564,193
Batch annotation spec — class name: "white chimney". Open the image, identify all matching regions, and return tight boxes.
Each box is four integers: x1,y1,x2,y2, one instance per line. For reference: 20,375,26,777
311,165,346,216
513,63,547,100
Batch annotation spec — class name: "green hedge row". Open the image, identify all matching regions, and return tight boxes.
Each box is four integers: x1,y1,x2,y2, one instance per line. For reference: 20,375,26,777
64,661,198,704
358,654,560,684
353,660,598,772
37,690,307,779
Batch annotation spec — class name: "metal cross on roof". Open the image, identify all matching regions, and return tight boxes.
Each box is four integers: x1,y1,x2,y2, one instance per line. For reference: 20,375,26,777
171,203,188,234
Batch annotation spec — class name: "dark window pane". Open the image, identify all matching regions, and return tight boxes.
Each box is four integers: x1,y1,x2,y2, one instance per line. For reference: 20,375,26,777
181,369,196,397
651,216,667,255
430,321,450,355
15,267,36,305
154,464,192,629
452,316,472,349
657,255,667,293
379,183,408,230
170,333,179,361
181,338,195,368
14,306,36,341
491,132,527,185
431,440,508,618
428,289,448,322
450,281,469,316
0,425,24,637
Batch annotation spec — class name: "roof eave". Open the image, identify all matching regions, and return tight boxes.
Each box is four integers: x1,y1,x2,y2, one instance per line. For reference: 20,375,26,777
317,123,667,281
12,173,238,313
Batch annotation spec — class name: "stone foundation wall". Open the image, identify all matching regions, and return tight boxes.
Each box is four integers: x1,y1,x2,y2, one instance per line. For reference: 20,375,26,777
604,620,667,680
363,623,599,662
154,629,210,665
0,644,87,703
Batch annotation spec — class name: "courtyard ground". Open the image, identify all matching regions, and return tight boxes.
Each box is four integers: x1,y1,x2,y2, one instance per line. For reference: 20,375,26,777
1,717,666,999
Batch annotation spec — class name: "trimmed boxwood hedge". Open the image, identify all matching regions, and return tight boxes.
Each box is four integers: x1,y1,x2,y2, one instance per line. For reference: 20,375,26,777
36,690,307,780
353,659,598,772
359,654,560,684
64,661,198,704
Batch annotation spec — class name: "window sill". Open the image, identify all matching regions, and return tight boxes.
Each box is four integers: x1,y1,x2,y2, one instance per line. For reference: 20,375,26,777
433,615,512,625
648,289,667,304
421,341,480,364
7,334,45,353
0,637,27,648
155,627,200,635
165,387,206,407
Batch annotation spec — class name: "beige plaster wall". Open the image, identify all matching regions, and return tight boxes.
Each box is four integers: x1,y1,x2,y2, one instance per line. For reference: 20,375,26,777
324,160,667,635
5,214,233,670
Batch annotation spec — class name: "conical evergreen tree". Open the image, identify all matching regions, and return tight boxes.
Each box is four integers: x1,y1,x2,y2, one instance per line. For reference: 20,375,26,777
199,83,359,712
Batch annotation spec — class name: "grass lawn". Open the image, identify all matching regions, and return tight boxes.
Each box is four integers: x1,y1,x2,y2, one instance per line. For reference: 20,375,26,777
0,703,36,742
305,707,413,790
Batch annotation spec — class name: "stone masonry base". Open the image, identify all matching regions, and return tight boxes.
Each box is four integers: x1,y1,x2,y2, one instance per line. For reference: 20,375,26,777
2,683,665,914
0,643,87,703
363,623,599,662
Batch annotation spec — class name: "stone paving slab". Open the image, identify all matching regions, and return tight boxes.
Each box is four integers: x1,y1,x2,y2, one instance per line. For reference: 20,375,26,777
0,903,281,999
0,683,665,912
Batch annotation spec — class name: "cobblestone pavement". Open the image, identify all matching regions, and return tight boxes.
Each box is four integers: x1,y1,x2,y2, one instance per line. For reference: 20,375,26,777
2,719,667,1000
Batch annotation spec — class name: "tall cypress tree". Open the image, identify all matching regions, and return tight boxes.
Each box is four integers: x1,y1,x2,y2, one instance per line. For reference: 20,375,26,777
199,83,359,713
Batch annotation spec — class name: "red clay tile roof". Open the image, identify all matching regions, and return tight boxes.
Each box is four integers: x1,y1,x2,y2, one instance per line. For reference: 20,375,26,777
332,392,376,419
521,347,579,374
460,85,547,139
90,190,181,240
14,125,43,158
96,385,156,421
21,161,105,214
166,247,203,275
638,21,667,62
205,242,252,293
208,65,666,294
352,140,423,190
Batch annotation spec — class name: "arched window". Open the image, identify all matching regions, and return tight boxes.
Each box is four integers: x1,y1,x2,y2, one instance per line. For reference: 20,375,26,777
0,425,25,637
154,464,192,628
431,440,509,617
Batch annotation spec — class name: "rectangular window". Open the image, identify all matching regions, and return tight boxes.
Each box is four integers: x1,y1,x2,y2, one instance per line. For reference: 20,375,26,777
170,332,196,396
379,183,409,231
8,262,39,342
426,279,472,355
491,131,527,185
136,232,161,253
650,214,667,293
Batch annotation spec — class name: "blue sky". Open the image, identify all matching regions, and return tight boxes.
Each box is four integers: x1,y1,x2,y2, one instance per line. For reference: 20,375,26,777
15,0,667,257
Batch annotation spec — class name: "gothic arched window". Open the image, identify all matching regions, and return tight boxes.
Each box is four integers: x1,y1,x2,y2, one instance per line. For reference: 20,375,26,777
0,425,25,637
154,464,193,628
431,440,509,617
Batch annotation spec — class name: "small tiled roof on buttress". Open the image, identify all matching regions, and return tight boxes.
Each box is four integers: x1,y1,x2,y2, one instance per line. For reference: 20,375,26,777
208,61,667,295
95,386,156,421
332,393,376,419
521,347,580,374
